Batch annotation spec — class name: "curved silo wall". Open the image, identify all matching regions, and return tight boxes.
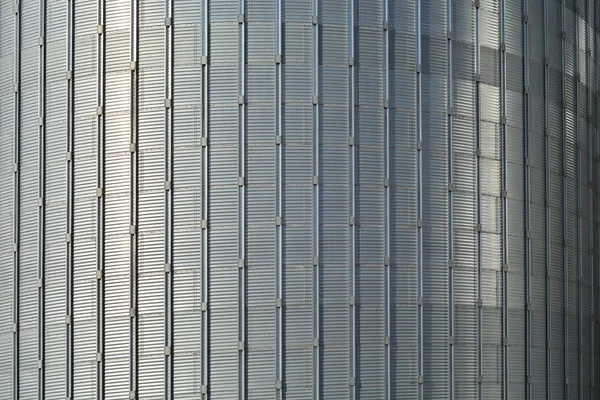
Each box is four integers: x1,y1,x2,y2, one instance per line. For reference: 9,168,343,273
0,0,599,399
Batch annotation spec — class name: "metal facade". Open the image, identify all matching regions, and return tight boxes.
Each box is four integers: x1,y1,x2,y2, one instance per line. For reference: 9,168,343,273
0,0,599,399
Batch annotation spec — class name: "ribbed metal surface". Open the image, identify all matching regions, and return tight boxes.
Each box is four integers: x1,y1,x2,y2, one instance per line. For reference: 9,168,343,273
1,0,600,399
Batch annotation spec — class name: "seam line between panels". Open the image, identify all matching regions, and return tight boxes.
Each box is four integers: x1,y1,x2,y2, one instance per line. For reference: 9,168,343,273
238,0,247,397
416,0,424,396
37,0,46,395
201,0,209,395
543,0,552,396
586,2,594,398
275,0,283,397
383,0,391,399
66,0,74,397
447,0,455,398
349,1,356,398
576,4,583,398
312,0,321,398
12,0,21,397
561,0,569,395
523,0,532,397
96,0,106,395
475,0,483,397
164,0,174,397
129,0,139,396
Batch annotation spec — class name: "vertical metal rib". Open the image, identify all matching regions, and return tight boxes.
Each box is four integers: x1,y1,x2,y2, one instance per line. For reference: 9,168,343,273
238,0,246,397
523,0,532,396
586,2,594,397
275,0,283,397
312,0,320,398
575,3,583,397
164,0,174,396
382,0,390,398
37,0,46,395
65,0,74,396
12,0,21,397
348,0,356,398
499,0,508,396
416,0,424,396
542,0,551,396
560,0,568,396
201,0,209,396
475,0,482,397
96,0,105,395
129,0,139,395
446,0,454,397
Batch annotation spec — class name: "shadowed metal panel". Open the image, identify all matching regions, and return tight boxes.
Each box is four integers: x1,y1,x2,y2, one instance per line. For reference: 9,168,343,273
1,0,600,399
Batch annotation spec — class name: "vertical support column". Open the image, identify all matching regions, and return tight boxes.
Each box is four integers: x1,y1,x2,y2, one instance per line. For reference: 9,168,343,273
523,0,532,397
348,0,356,398
201,0,209,396
543,0,551,396
499,0,508,397
586,2,594,397
312,1,320,398
65,0,74,396
12,0,21,397
275,0,283,397
37,0,46,395
560,0,569,396
96,0,105,396
237,0,246,398
129,0,139,396
382,0,390,399
416,0,424,396
446,0,454,397
475,0,482,396
164,0,174,397
573,3,583,398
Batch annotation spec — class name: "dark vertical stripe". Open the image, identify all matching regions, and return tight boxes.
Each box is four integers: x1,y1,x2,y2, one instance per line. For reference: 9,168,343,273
12,0,20,397
37,0,46,395
575,4,583,398
446,0,454,397
523,0,532,397
275,0,283,396
96,0,105,396
586,3,594,398
475,1,483,397
382,0,390,398
348,0,356,398
416,0,423,397
164,0,174,397
201,0,209,396
129,0,139,396
312,1,320,399
65,0,74,396
238,0,246,398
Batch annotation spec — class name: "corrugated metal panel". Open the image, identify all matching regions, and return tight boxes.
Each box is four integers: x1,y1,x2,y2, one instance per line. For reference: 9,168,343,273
2,0,600,399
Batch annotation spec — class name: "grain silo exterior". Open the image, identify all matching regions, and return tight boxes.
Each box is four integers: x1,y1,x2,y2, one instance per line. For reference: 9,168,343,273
0,0,599,398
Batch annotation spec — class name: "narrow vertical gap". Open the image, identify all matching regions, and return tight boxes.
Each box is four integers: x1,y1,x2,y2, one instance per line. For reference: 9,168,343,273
312,1,321,398
129,0,139,395
560,0,569,396
416,0,424,396
348,0,356,398
447,0,454,397
475,0,482,397
499,0,508,397
201,0,209,397
382,0,391,398
37,0,46,396
542,0,552,396
275,0,283,397
164,0,174,397
238,0,247,397
586,2,594,397
96,0,105,396
523,0,532,397
65,0,74,396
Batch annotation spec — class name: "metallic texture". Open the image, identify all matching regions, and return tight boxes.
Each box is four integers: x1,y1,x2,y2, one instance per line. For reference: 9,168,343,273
1,0,600,399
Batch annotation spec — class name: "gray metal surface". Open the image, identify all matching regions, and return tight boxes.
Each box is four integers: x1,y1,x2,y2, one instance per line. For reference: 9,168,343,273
0,0,599,399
